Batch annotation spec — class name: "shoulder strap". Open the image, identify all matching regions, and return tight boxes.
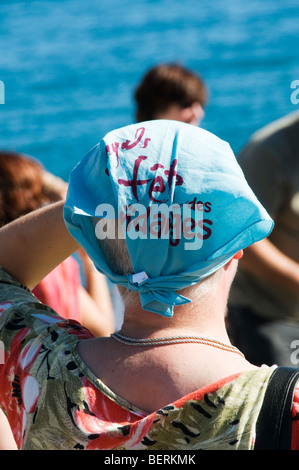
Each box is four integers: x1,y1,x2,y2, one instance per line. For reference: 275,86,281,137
255,366,299,450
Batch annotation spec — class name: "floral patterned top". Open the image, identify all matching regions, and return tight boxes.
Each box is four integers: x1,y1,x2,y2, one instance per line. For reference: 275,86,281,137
0,266,299,451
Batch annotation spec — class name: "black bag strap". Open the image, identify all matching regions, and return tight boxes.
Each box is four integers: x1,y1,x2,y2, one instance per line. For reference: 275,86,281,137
255,366,299,450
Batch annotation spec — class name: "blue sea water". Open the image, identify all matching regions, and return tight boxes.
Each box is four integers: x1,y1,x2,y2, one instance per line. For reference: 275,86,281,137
0,0,299,181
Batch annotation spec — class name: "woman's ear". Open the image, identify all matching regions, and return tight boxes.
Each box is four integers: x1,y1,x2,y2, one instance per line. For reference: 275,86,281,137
224,250,243,271
233,250,243,260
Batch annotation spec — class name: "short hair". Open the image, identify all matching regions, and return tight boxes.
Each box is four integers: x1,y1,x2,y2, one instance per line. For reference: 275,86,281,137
134,63,207,122
92,217,133,276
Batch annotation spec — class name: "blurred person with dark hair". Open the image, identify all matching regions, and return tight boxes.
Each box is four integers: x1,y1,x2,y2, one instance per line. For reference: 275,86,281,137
134,63,207,126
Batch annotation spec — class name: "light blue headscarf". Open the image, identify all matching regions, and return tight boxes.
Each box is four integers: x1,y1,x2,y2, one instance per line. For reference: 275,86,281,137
64,120,273,317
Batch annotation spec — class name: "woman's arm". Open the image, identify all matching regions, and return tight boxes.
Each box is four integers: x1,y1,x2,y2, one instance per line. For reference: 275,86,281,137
0,201,79,289
78,285,115,337
241,238,299,296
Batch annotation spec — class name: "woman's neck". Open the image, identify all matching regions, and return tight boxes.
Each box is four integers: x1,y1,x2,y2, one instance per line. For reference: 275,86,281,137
120,291,229,343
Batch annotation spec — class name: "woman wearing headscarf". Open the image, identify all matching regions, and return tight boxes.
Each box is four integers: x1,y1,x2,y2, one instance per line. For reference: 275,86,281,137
1,120,296,451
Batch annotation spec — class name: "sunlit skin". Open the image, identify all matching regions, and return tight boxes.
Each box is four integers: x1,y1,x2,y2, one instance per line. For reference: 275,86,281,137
156,102,204,126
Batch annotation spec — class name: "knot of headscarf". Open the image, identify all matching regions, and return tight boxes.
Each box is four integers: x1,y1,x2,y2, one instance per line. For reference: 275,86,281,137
125,272,191,317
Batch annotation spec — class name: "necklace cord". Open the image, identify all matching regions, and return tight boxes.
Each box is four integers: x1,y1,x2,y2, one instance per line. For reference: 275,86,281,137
111,332,244,357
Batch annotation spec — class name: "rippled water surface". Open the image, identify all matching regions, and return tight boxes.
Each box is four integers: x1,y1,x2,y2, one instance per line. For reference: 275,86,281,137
0,0,299,179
